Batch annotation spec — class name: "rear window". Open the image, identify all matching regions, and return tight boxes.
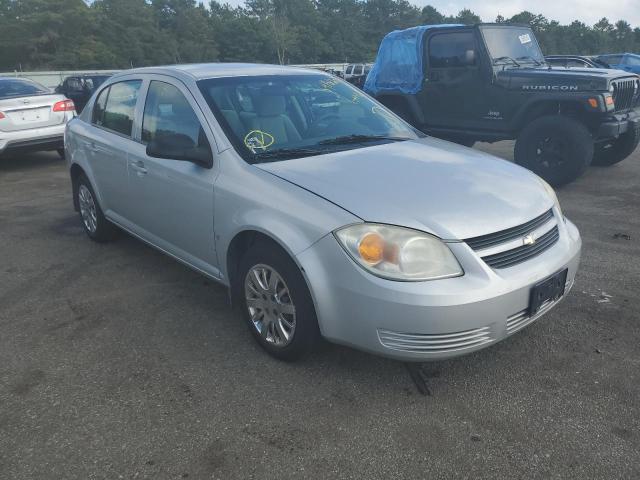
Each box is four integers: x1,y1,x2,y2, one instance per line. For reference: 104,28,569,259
0,78,49,99
92,80,142,137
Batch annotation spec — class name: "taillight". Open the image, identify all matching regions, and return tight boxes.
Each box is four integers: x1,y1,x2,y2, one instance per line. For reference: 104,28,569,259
0,111,5,119
53,99,75,112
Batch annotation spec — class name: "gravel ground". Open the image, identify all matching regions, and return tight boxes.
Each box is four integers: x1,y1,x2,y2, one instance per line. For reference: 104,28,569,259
1,143,639,479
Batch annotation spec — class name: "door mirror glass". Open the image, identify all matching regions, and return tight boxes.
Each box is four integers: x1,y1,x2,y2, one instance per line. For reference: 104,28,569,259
146,132,213,167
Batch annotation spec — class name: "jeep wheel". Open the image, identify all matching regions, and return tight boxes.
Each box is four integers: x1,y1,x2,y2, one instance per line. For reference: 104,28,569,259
515,115,593,186
592,123,640,167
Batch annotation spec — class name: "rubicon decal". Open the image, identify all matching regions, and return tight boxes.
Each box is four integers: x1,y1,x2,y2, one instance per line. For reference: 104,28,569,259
522,85,579,91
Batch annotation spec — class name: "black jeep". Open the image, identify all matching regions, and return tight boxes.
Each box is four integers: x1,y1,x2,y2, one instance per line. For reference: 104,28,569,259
364,24,640,186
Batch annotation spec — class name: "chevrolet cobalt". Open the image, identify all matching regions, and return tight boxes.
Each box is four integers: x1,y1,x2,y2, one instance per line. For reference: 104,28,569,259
65,64,581,361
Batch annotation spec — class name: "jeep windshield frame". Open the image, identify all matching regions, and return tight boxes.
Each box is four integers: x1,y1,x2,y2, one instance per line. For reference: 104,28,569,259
479,25,545,66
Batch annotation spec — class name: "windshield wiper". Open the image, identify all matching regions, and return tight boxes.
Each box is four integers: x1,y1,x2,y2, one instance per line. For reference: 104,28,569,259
493,56,521,67
251,147,321,163
516,55,543,66
318,134,412,145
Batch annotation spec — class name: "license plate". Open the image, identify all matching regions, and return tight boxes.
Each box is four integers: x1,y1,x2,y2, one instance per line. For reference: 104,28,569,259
529,269,568,315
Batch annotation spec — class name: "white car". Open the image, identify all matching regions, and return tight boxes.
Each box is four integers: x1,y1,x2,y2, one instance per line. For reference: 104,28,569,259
0,77,76,157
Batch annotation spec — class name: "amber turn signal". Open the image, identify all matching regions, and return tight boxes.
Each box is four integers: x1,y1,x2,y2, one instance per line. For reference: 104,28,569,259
358,232,385,264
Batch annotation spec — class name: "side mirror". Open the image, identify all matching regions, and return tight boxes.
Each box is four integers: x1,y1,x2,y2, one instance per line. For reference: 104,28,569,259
464,49,476,66
146,133,213,168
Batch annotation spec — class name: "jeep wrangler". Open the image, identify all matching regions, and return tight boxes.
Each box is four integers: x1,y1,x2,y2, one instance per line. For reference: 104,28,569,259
364,24,640,186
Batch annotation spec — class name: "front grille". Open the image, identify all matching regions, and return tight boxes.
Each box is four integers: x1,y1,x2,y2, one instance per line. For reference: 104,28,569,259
378,326,492,353
481,226,559,269
465,209,554,251
611,79,637,112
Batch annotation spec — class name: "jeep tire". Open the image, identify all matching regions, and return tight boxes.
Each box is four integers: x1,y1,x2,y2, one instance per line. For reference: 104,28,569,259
592,122,640,167
515,115,593,186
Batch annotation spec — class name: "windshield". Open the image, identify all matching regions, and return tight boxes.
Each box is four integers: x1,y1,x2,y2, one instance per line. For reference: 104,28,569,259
198,74,421,164
480,26,544,65
0,78,49,99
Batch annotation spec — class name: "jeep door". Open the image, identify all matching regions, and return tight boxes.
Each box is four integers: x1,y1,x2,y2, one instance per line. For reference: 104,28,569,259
125,76,220,277
419,29,490,130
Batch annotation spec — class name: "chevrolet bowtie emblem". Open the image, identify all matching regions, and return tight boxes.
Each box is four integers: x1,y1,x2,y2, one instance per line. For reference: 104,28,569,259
523,233,536,246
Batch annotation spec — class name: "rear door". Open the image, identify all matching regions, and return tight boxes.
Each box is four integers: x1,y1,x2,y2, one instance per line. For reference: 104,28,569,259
419,29,492,130
82,78,143,221
126,76,219,274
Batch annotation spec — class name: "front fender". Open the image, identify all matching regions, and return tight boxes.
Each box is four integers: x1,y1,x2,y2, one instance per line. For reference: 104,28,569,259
213,153,360,283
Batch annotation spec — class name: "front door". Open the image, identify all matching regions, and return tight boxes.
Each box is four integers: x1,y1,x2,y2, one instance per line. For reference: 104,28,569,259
126,78,219,276
419,30,490,130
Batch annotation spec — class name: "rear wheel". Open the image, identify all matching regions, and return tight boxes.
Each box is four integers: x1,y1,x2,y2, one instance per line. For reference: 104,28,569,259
237,242,319,361
592,122,640,166
515,115,593,186
76,174,116,242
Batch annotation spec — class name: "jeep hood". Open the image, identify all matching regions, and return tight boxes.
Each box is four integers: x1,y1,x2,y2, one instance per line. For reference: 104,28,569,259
256,138,553,240
497,66,636,92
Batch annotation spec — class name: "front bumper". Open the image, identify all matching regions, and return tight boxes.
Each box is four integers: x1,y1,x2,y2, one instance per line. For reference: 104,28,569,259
597,107,640,139
296,215,582,361
0,122,67,154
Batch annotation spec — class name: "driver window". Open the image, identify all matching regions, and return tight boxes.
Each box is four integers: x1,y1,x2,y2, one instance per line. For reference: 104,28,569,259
142,81,210,153
429,32,477,68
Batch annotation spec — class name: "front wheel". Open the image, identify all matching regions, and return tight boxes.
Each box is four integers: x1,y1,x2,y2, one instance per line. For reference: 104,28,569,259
237,242,319,361
592,123,640,166
515,115,593,186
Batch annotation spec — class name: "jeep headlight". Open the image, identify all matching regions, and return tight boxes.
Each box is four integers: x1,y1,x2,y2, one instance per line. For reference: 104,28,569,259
334,224,463,281
609,83,616,94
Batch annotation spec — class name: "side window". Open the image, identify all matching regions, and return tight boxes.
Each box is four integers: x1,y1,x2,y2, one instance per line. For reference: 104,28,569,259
353,65,363,75
625,56,640,66
101,80,142,137
345,65,353,75
429,32,476,68
92,86,109,126
141,81,210,153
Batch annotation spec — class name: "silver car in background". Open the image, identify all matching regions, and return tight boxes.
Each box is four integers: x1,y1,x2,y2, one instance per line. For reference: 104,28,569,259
65,64,582,362
0,77,75,157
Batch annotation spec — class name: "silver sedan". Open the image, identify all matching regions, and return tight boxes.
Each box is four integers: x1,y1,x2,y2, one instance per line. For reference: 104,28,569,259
0,77,75,156
65,64,581,361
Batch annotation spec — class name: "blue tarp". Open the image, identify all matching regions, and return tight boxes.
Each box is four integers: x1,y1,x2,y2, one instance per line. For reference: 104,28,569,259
364,24,463,96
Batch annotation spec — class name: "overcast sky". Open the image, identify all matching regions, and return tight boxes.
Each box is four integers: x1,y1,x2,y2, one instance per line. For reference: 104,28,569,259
216,0,639,27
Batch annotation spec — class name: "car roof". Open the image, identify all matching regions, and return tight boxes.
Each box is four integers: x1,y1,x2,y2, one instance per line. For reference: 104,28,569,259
110,63,324,82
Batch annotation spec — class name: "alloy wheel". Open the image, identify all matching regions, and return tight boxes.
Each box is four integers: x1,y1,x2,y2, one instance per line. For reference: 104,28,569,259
78,184,98,234
244,264,296,347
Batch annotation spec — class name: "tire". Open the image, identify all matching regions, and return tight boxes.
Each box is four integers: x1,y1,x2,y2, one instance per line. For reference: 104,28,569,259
75,174,116,242
515,115,593,186
237,241,319,361
592,122,640,167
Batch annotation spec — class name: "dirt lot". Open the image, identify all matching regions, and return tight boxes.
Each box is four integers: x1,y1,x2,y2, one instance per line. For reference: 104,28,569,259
1,143,639,479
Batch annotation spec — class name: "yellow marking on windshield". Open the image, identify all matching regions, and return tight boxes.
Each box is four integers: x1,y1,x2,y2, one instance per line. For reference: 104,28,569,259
244,130,275,153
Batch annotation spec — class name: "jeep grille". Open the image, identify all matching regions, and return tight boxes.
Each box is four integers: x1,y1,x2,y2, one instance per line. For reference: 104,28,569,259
611,79,637,112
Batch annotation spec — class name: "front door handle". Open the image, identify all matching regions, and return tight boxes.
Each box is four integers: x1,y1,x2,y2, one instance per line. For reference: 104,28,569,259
130,159,148,175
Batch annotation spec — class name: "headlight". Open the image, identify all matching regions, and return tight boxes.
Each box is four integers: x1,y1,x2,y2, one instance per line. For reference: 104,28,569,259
609,83,615,94
539,178,564,220
334,224,463,281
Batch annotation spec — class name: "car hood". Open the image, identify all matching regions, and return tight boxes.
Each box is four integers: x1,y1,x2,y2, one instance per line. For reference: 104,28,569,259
497,65,637,92
256,138,554,240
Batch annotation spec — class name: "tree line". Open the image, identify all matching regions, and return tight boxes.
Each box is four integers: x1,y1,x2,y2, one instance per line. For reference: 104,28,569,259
0,0,638,71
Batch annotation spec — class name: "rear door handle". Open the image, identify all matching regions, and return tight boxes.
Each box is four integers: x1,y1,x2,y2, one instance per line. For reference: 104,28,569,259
130,159,148,175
